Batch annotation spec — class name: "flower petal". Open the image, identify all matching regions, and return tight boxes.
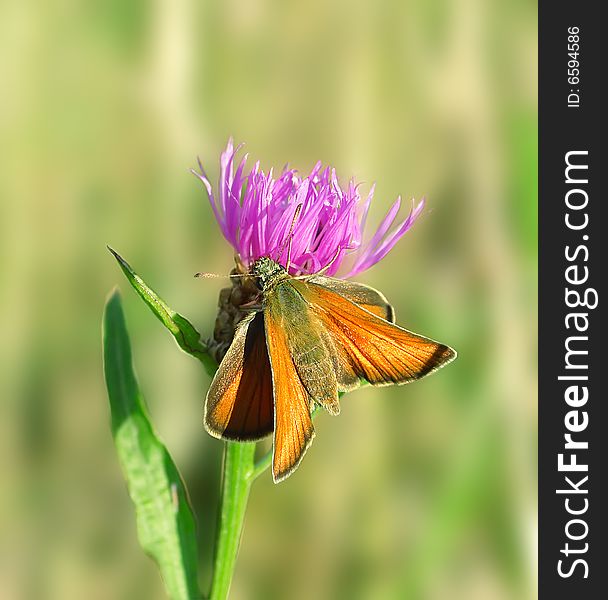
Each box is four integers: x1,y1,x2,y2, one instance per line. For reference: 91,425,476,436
194,139,424,277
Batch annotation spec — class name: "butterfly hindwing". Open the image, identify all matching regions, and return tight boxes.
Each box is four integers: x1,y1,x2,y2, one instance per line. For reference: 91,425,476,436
306,275,395,322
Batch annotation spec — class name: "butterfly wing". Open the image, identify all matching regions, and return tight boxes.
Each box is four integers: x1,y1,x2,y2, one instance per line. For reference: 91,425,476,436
264,304,315,482
294,279,456,388
205,311,274,441
306,275,395,322
264,280,345,482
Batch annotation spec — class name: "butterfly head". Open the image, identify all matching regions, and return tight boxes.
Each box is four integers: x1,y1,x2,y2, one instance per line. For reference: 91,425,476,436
250,257,287,292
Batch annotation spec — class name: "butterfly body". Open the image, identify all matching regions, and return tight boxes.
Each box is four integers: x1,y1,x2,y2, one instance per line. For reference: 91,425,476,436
206,257,456,482
250,256,290,291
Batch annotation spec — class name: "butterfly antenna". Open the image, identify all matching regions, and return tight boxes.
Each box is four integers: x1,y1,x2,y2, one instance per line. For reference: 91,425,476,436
194,272,253,280
292,245,343,281
195,254,262,281
317,246,342,276
276,204,302,272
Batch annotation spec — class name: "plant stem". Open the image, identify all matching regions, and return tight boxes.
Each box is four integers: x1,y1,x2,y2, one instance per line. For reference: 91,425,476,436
249,450,273,482
209,441,257,600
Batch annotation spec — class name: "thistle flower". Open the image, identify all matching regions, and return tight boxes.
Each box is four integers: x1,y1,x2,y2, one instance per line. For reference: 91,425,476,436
193,138,424,278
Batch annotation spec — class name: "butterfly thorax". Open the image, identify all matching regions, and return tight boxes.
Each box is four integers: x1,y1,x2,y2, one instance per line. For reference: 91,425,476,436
250,257,289,293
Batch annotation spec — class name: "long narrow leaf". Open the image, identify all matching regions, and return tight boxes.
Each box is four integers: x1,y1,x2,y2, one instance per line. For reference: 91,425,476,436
103,289,200,600
108,246,216,378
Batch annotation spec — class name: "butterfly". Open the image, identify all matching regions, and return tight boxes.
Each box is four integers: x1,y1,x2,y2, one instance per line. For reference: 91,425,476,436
204,256,456,482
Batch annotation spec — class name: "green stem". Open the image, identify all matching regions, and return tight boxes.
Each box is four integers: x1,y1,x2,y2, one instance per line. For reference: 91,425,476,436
207,404,329,598
209,441,257,600
249,450,273,482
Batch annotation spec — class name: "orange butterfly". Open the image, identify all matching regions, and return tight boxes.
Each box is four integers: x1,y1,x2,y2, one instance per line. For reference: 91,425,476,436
205,257,456,482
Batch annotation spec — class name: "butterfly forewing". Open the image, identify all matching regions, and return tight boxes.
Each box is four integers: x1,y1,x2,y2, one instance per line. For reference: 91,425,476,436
264,286,319,482
205,312,274,441
294,279,456,387
271,282,341,414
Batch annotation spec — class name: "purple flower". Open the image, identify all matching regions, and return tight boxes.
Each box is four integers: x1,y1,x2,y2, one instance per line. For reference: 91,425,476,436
193,138,424,278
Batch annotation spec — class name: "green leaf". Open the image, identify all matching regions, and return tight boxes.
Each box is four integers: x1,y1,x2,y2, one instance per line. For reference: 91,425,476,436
107,246,216,378
103,289,200,600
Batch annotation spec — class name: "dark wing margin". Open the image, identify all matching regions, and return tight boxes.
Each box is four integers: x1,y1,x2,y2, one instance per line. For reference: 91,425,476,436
205,311,274,441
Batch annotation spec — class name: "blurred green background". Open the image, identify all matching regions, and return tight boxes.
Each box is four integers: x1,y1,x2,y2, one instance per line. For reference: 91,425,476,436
0,0,536,598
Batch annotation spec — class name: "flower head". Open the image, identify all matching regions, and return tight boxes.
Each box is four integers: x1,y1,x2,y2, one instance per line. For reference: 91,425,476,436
193,139,424,278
